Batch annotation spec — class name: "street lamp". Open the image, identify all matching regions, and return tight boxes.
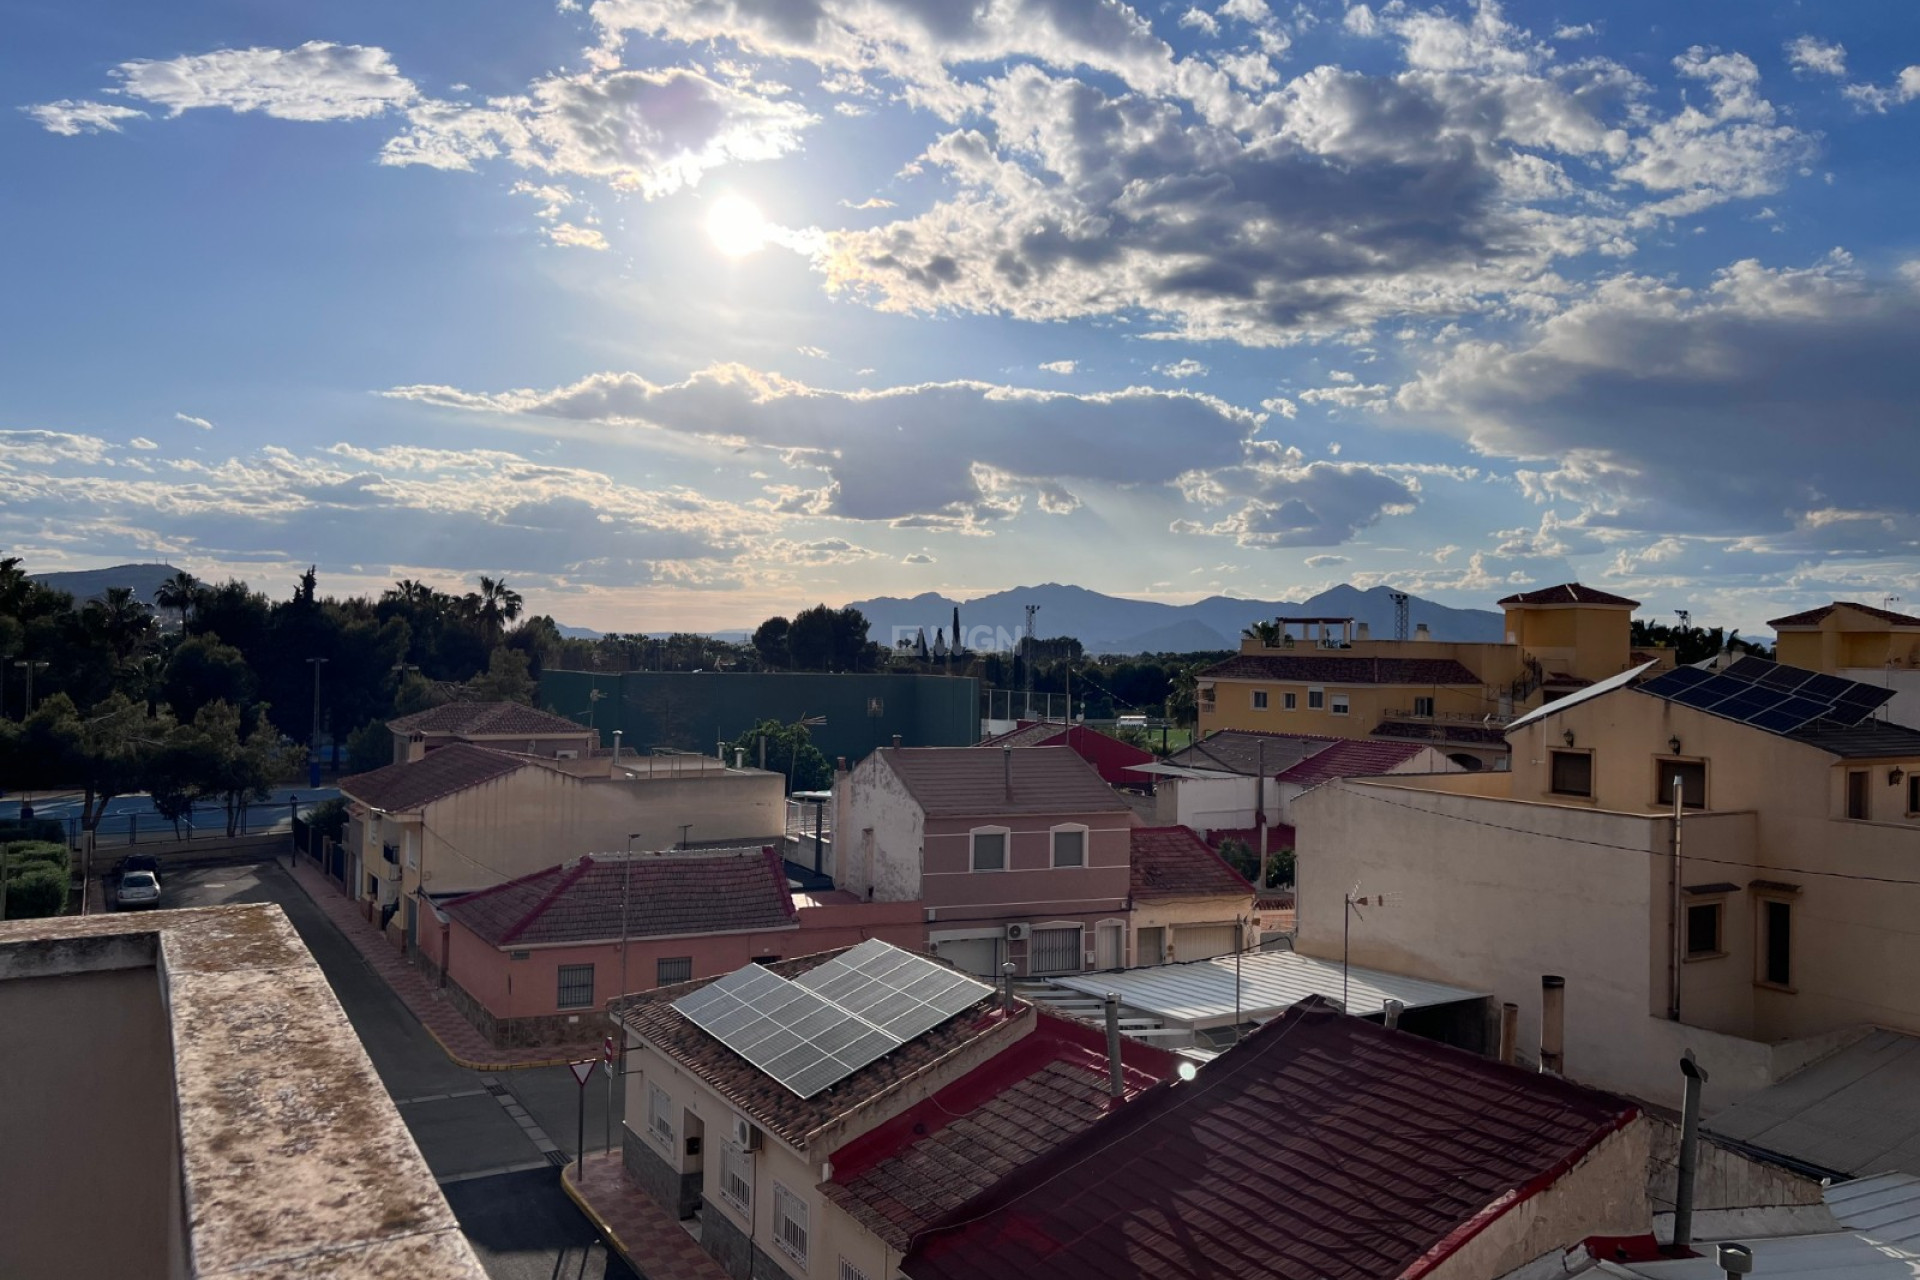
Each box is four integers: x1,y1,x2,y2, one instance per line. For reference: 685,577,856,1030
620,833,643,998
306,657,329,789
13,659,49,717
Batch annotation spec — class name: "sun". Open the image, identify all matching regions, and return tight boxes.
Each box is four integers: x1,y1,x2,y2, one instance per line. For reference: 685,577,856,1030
706,195,767,257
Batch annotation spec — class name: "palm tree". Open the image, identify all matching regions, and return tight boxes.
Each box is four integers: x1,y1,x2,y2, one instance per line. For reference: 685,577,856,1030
153,569,200,630
475,576,523,647
1241,619,1282,647
87,586,157,666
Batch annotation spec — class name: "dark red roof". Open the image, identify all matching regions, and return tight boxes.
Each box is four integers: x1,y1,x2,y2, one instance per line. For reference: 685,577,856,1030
1203,824,1295,853
1200,654,1482,685
975,724,1158,787
617,954,1017,1148
903,997,1640,1280
388,700,589,737
976,721,1071,748
824,1011,1177,1252
1129,826,1254,900
1768,601,1920,629
1497,583,1639,607
1274,738,1427,788
444,849,796,947
882,746,1131,818
339,742,541,813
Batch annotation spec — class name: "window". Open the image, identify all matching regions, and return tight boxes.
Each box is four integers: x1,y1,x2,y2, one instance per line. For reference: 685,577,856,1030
970,828,1007,872
1550,750,1593,798
1413,696,1435,718
1307,687,1325,710
1051,826,1086,868
1909,773,1920,816
1283,692,1297,710
773,1183,809,1265
656,956,693,986
840,1261,873,1280
1761,899,1793,987
405,833,418,870
1030,925,1083,975
647,1083,674,1147
719,1143,752,1214
1330,693,1350,716
1686,903,1723,958
1657,759,1707,810
557,964,595,1010
1251,690,1269,710
1848,770,1870,820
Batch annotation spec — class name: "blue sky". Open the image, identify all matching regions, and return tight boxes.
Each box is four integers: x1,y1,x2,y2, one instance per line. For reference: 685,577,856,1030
4,0,1917,634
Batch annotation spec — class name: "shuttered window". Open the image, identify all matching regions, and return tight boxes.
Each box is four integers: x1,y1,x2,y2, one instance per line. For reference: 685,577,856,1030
1030,926,1083,975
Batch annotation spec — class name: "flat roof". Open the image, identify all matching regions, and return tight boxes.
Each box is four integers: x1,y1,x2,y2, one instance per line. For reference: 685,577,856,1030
1705,1029,1920,1178
1048,950,1484,1030
1608,1173,1920,1278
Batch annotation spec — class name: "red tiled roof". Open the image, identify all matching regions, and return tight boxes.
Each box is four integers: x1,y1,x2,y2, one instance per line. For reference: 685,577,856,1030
1129,826,1254,900
903,997,1640,1280
339,742,541,813
1168,730,1334,776
1497,583,1640,607
1274,738,1427,788
616,954,1019,1149
976,721,1070,748
1199,654,1482,685
388,700,589,737
824,1012,1177,1253
882,746,1130,818
1768,601,1920,629
444,849,796,947
1203,824,1295,853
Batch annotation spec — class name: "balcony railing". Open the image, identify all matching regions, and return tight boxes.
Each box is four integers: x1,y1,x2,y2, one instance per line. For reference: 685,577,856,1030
1385,708,1512,726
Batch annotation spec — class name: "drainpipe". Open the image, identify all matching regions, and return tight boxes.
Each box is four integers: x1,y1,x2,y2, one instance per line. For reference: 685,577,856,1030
1003,745,1013,801
1256,739,1268,861
1497,1001,1519,1066
1673,1050,1709,1252
1104,992,1125,1099
1669,776,1685,1022
1540,975,1565,1075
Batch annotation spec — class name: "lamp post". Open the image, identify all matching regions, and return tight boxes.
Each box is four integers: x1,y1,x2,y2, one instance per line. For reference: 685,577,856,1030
621,833,642,999
14,659,49,717
306,657,329,789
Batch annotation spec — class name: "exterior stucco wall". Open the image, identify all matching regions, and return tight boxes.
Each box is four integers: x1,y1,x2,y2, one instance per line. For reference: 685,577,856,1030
836,754,925,903
1200,681,1493,741
576,769,785,854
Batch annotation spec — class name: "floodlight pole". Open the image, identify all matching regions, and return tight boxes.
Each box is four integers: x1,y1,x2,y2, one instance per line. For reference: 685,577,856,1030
621,833,641,1000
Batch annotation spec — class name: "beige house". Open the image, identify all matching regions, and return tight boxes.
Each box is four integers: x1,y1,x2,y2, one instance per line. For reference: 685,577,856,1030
1772,599,1920,726
1125,825,1257,964
339,742,784,950
1291,654,1920,1111
388,700,596,764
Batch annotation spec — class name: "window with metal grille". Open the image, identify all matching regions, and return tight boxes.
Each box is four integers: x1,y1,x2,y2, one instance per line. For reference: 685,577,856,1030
1657,759,1707,810
647,1083,673,1146
1762,900,1793,987
557,963,595,1009
1550,751,1592,798
1030,925,1083,975
1307,687,1325,710
1251,690,1268,709
1051,827,1085,868
719,1143,752,1214
656,956,692,986
773,1183,809,1265
1686,903,1722,958
971,829,1006,872
840,1260,873,1280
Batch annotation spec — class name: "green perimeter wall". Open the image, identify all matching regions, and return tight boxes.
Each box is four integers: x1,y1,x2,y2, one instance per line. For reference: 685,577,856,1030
539,670,980,763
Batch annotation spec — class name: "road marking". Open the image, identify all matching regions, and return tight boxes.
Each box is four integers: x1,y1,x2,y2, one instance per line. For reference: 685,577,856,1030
393,1088,490,1107
435,1159,555,1186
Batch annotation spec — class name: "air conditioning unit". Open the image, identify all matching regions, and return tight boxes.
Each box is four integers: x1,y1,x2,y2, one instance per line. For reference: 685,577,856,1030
730,1116,761,1151
1005,923,1031,942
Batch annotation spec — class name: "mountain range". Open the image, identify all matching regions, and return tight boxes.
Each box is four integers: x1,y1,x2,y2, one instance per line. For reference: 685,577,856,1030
843,583,1505,654
31,561,181,605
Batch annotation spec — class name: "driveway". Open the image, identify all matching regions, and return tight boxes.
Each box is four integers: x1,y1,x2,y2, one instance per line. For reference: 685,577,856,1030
159,863,635,1279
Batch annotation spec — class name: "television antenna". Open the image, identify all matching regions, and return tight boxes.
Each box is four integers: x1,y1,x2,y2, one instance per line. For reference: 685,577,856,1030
1342,887,1390,1012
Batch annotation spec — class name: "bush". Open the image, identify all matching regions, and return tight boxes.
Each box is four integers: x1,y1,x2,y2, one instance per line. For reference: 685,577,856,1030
306,797,349,843
0,818,67,845
3,862,68,919
3,839,70,878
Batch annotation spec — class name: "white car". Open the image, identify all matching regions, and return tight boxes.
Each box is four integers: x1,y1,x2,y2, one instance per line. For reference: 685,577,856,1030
118,869,162,909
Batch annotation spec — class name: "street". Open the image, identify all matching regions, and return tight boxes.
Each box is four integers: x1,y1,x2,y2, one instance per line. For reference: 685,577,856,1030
157,862,637,1280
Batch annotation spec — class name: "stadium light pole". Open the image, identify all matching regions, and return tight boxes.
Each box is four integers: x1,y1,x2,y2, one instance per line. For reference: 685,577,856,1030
621,833,643,998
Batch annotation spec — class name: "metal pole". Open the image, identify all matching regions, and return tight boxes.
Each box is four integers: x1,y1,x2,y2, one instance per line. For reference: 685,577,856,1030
576,1073,587,1181
1342,892,1351,1011
622,834,639,1000
1670,776,1684,1021
1675,1051,1709,1251
307,657,328,790
1103,992,1124,1098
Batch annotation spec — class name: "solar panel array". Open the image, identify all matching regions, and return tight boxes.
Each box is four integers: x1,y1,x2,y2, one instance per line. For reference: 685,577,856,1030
1639,656,1893,735
670,943,994,1099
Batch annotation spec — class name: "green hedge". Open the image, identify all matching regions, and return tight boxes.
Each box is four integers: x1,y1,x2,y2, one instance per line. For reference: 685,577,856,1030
0,818,67,846
3,840,71,878
3,862,68,919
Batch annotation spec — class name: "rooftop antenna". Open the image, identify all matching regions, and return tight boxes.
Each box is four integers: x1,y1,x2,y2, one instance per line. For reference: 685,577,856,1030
1389,591,1410,642
1885,595,1903,613
1342,886,1389,1013
1023,603,1040,719
1675,609,1692,632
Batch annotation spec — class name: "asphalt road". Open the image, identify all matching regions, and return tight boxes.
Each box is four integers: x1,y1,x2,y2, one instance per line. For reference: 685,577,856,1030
156,862,636,1280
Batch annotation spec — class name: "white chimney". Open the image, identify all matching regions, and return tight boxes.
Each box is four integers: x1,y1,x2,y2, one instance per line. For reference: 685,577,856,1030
1356,621,1371,641
1414,622,1431,641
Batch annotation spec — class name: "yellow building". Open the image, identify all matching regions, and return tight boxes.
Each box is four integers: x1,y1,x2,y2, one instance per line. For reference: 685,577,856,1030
1195,583,1652,768
1770,600,1920,730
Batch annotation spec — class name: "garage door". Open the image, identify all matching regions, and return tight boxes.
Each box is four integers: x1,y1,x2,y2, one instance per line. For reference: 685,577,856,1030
933,936,1000,978
1171,923,1239,962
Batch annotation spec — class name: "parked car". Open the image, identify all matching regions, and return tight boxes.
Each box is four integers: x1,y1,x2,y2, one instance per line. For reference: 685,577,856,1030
120,853,159,878
118,869,162,909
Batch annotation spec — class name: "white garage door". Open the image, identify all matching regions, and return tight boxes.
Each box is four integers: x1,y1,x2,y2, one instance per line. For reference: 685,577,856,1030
933,936,1000,978
1171,923,1239,962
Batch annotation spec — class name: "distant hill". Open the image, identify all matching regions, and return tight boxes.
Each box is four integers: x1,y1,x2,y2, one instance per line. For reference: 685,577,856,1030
30,562,180,607
838,582,1506,654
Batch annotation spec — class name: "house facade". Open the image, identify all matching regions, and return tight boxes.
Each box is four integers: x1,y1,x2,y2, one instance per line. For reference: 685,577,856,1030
1149,731,1451,837
1125,825,1257,965
1771,599,1920,726
387,700,597,763
1291,655,1920,1110
832,745,1137,978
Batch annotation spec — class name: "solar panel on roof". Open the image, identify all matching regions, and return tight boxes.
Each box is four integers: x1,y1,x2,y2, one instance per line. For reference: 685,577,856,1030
796,938,994,1042
1652,666,1713,690
1724,656,1778,682
1817,702,1880,728
1717,688,1785,721
1758,665,1815,692
1670,683,1734,709
1749,705,1814,734
1800,673,1853,701
1641,655,1897,737
670,962,904,1099
1838,684,1896,709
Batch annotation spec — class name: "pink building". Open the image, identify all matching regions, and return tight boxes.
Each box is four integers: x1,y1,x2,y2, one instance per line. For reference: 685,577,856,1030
425,848,925,1046
833,745,1138,978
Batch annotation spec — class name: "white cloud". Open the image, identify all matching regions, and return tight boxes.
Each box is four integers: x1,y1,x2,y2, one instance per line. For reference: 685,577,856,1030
1260,396,1298,418
902,552,935,564
1299,382,1391,409
1553,23,1596,40
1343,5,1377,37
1180,7,1220,36
23,100,147,135
545,222,609,250
1039,360,1077,374
840,196,897,209
1785,36,1847,78
1173,457,1417,548
111,42,418,121
175,413,215,431
128,437,159,451
1156,359,1209,379
1304,553,1349,567
796,345,829,359
1844,66,1920,113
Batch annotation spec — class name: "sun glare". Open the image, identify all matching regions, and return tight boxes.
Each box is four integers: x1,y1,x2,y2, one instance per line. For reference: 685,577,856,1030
706,195,767,257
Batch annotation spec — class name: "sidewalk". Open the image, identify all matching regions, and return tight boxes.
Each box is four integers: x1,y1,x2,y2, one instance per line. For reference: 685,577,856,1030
285,856,597,1070
563,1150,728,1280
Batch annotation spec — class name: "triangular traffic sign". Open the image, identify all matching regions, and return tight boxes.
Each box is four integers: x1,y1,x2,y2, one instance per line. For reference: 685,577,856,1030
568,1059,596,1085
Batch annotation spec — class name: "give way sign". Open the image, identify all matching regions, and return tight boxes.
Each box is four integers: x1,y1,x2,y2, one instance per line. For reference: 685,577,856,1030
568,1059,596,1086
